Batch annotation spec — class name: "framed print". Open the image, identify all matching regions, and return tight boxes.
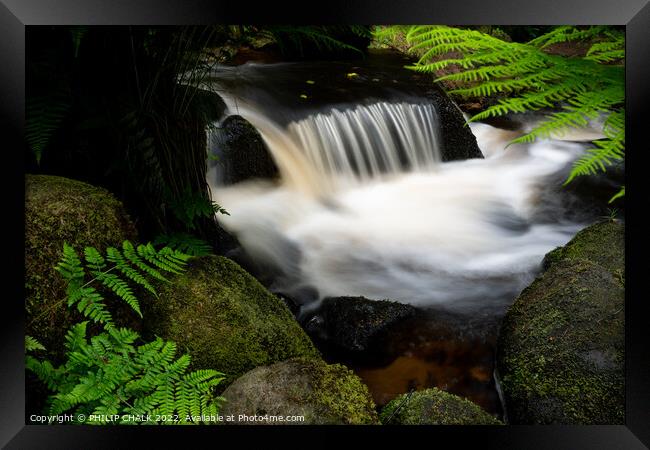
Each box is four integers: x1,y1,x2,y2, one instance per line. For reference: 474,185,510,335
1,0,648,448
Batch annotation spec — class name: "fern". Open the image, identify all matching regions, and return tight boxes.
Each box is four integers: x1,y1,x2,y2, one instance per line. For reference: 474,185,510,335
259,26,368,57
26,88,71,164
153,232,213,257
55,241,191,326
168,187,230,230
26,335,46,352
379,25,625,200
27,241,226,424
27,324,225,424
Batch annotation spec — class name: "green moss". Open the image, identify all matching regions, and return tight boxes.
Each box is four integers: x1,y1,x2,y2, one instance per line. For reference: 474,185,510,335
220,357,379,425
307,358,379,424
143,256,320,386
379,388,502,425
25,174,138,363
497,258,624,424
542,221,624,275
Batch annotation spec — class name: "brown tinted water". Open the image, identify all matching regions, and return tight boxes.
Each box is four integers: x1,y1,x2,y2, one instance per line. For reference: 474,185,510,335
320,310,504,418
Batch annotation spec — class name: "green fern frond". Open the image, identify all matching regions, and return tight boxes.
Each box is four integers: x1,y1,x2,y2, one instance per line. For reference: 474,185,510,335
153,233,213,256
106,247,157,296
389,25,624,195
84,246,107,272
94,272,142,318
56,240,193,328
55,243,85,283
122,241,168,282
26,88,71,164
137,243,185,275
609,186,625,203
261,26,366,57
75,287,114,329
28,304,225,423
528,25,611,48
565,137,625,184
26,335,46,352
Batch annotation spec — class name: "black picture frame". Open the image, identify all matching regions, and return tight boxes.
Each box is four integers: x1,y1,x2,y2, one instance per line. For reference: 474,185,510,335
1,1,648,448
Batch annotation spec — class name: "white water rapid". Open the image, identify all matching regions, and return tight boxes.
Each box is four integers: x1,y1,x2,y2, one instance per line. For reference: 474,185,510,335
208,90,599,315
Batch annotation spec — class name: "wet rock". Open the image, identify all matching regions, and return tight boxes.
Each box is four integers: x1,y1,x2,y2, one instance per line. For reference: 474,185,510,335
424,87,484,161
497,255,624,424
211,115,279,184
379,388,502,425
142,256,320,386
220,357,379,425
304,296,417,354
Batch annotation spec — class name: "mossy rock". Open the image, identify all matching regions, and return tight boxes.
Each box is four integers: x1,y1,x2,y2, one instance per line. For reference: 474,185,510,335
379,388,502,425
220,357,379,425
542,221,624,277
143,255,320,386
497,258,624,424
25,174,138,362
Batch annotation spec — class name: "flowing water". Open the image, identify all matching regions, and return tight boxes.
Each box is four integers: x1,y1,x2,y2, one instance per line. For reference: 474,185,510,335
203,52,609,416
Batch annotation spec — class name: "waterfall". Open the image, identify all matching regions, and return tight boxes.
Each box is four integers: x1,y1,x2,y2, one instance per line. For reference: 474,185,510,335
204,62,600,315
286,102,441,183
210,94,442,194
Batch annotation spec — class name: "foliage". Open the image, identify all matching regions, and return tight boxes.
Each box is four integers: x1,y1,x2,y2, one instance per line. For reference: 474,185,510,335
377,25,625,202
26,89,71,165
26,241,225,424
26,27,228,244
153,232,214,257
167,187,230,231
54,241,191,329
25,329,224,424
256,26,371,57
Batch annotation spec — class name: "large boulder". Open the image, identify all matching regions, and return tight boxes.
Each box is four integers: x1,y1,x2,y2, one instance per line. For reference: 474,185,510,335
379,388,502,425
424,87,484,161
497,221,624,424
210,115,279,185
542,220,624,276
220,357,379,425
304,296,417,354
25,174,138,361
142,256,320,386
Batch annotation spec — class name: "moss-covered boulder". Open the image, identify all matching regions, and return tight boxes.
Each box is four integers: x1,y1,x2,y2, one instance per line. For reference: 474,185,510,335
143,256,320,385
379,388,502,425
25,174,138,360
498,232,624,424
220,357,379,424
542,221,624,276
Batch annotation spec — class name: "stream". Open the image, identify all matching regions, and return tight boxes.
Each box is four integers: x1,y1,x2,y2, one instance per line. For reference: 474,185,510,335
203,50,611,418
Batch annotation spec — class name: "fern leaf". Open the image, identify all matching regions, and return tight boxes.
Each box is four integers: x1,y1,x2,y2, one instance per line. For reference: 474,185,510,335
26,88,70,164
122,241,168,282
106,246,157,296
55,243,85,283
137,243,185,275
94,272,142,318
26,335,46,352
609,186,625,203
153,233,212,256
84,246,107,272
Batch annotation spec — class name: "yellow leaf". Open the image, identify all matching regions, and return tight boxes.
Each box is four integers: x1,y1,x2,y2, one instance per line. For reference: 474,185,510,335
346,72,359,79
306,80,315,84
